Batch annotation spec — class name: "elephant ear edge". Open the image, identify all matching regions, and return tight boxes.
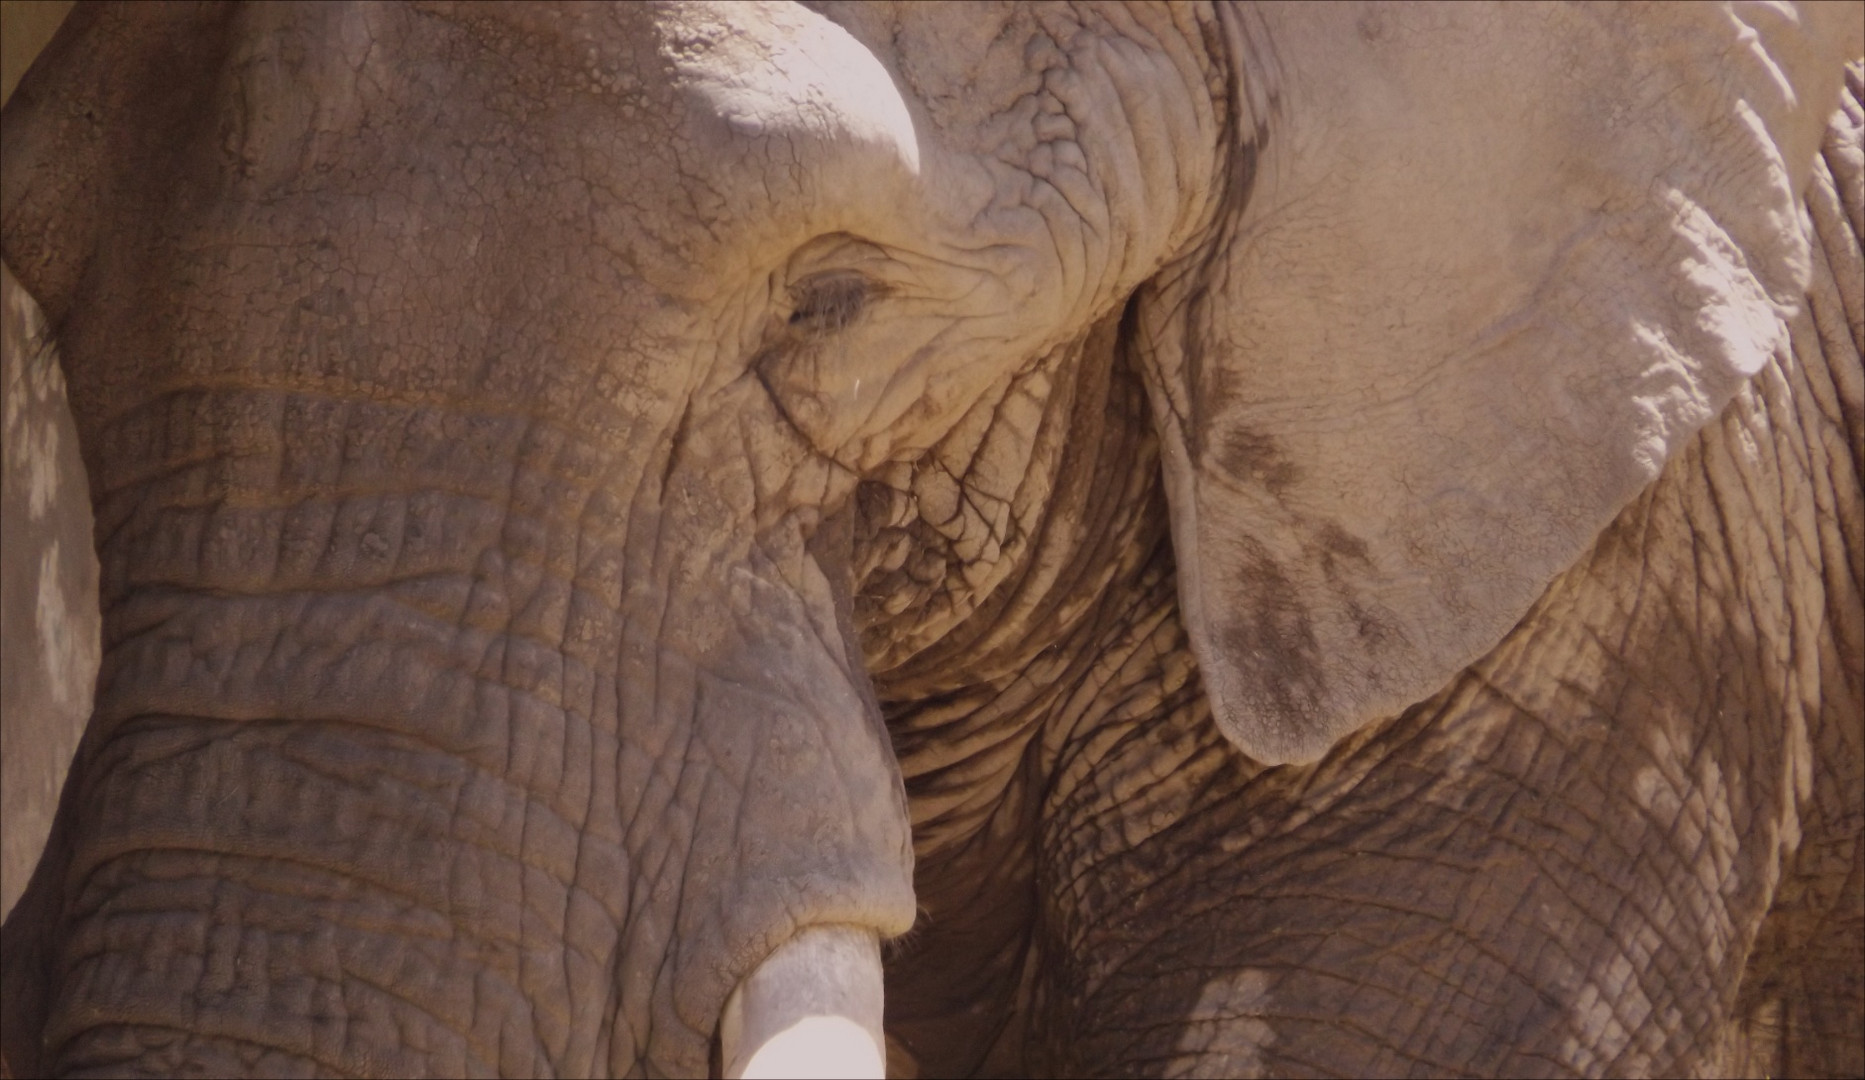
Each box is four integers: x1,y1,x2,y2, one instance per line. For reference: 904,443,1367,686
1134,2,1861,765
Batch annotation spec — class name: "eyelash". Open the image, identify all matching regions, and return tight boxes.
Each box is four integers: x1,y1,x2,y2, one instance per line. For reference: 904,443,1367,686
788,273,873,335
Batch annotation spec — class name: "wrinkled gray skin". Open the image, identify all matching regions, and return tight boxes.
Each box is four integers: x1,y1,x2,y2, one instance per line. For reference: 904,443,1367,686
1,2,1861,1076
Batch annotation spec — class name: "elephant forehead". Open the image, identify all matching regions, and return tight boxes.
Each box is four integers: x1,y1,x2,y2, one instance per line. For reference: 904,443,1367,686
403,2,931,294
561,3,924,249
661,2,920,179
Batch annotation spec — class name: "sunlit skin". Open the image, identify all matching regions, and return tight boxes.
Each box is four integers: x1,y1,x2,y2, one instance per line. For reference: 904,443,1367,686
0,3,1859,1076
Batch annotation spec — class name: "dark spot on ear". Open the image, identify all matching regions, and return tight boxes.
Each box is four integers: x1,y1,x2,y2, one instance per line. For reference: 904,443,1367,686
789,271,873,335
1213,538,1326,736
1343,600,1390,644
1317,523,1370,574
1357,8,1390,42
1316,525,1386,642
1216,427,1300,494
1205,365,1246,417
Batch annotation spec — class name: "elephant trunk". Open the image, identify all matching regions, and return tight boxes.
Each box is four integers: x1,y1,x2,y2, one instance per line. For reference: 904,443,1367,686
10,377,914,1076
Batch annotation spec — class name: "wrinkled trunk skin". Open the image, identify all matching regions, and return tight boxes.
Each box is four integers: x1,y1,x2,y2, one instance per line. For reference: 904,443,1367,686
6,428,910,1077
0,5,914,1075
3,400,912,1077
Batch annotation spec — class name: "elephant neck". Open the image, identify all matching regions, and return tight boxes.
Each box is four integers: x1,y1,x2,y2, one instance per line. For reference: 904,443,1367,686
857,302,1165,693
864,294,1171,858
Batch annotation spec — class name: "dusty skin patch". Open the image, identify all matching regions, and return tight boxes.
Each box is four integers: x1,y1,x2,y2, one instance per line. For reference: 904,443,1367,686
1177,968,1276,1076
1,266,100,920
3,281,65,518
34,540,80,708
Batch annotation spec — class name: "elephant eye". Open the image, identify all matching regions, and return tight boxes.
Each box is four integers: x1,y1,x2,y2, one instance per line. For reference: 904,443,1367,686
788,271,873,335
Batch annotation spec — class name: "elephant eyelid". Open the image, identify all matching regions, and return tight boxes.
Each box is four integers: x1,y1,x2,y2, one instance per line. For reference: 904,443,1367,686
788,271,879,335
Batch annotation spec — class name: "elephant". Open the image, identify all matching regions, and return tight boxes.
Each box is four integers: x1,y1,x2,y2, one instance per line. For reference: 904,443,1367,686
1,1,1861,1076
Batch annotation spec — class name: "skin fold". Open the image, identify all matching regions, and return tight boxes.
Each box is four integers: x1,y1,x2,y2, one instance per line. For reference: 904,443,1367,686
0,2,1859,1077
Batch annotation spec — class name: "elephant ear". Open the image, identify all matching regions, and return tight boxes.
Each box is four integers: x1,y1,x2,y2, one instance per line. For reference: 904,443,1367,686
1136,2,1858,765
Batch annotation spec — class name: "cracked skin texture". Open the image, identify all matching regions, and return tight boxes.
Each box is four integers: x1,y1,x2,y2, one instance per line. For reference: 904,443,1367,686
1020,117,1865,1076
0,2,1860,1077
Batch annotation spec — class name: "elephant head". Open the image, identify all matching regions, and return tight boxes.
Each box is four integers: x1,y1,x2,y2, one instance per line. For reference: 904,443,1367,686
1,2,1857,1076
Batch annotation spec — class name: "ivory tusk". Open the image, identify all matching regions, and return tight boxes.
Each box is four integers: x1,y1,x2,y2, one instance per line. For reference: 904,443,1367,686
720,925,886,1079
